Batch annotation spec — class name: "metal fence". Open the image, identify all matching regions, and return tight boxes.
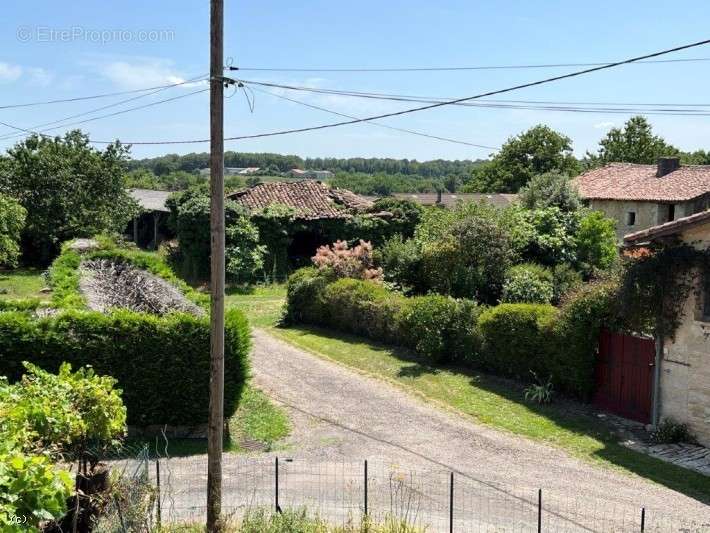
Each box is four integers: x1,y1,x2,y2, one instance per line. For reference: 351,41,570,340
142,455,710,532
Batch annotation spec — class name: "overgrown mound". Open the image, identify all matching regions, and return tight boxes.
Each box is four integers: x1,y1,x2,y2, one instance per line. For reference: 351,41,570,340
80,259,203,316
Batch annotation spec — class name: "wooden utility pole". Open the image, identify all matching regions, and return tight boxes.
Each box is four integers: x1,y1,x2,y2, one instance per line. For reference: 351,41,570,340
207,0,225,530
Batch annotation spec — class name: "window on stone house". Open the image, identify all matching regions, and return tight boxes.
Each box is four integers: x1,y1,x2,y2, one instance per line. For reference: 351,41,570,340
668,204,675,222
626,211,636,226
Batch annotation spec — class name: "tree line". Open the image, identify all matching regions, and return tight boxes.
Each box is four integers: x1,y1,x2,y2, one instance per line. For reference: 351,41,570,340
128,151,485,178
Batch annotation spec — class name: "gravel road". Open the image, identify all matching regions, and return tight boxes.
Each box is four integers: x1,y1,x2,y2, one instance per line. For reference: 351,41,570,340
159,329,709,531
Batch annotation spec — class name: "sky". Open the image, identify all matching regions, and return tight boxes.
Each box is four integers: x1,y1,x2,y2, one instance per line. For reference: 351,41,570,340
1,1,710,162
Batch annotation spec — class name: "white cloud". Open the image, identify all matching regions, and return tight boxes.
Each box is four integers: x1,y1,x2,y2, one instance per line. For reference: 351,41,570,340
0,62,22,83
97,58,201,89
26,67,54,87
593,121,615,129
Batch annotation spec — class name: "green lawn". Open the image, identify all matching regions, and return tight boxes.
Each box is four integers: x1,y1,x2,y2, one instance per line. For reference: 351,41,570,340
227,284,710,503
0,268,48,300
226,283,287,327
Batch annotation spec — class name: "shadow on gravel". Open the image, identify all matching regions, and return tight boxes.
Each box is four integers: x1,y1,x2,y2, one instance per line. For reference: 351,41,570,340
276,324,710,506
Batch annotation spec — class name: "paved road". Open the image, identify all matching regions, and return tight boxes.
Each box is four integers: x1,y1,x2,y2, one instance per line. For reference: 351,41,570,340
159,329,709,531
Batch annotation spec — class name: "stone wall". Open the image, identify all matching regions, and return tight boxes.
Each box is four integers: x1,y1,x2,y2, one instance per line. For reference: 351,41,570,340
587,199,697,241
659,224,710,447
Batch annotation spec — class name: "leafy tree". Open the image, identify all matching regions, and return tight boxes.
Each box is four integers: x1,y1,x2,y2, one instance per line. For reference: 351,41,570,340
587,116,679,165
505,206,578,266
502,263,554,304
575,210,618,275
367,197,423,239
465,125,579,192
0,131,139,264
518,171,581,212
0,194,26,267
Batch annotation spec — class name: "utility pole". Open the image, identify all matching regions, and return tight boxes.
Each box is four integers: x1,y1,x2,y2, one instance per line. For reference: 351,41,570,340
207,0,225,530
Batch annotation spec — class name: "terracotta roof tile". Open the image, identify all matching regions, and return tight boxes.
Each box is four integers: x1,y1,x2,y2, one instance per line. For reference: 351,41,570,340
227,180,372,220
575,163,710,202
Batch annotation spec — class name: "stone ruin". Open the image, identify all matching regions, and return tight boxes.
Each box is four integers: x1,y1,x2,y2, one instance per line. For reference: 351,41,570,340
79,259,203,316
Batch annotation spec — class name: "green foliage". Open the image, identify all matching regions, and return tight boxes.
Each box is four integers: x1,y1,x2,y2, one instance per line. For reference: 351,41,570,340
617,244,707,338
0,308,250,426
0,194,26,267
517,171,581,212
477,303,558,379
0,362,126,454
575,210,618,275
252,204,298,281
505,206,578,267
349,198,423,245
501,264,554,304
465,125,579,193
417,203,514,303
650,418,697,444
551,280,620,398
0,130,139,264
282,267,333,325
551,263,583,304
587,116,679,166
0,442,72,531
398,295,480,363
170,190,264,281
523,372,554,404
375,235,424,293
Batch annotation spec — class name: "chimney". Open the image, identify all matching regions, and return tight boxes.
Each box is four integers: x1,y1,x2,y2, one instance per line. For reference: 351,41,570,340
656,157,680,177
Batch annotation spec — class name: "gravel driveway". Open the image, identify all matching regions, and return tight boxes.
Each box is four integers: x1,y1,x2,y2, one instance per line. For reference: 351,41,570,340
159,329,709,531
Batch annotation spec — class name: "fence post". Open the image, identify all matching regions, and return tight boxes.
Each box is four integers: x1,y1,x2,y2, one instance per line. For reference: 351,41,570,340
364,460,368,516
155,459,161,528
537,489,542,533
275,456,281,513
449,472,454,533
640,507,645,532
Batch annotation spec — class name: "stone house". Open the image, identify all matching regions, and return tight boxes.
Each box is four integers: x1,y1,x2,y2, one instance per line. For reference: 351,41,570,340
624,210,710,447
575,158,710,240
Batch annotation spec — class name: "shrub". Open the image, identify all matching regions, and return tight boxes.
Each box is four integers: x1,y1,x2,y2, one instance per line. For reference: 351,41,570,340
549,280,620,398
1,362,126,455
282,267,333,325
0,308,250,427
312,240,382,281
477,304,558,379
551,263,583,304
650,418,697,444
501,264,554,304
0,442,72,532
398,295,481,363
574,210,617,275
376,235,424,293
321,278,404,343
518,171,580,212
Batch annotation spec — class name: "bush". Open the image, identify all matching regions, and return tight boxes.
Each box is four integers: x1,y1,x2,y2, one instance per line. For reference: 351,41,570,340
398,295,481,363
549,280,620,398
321,278,404,343
1,362,126,454
501,264,554,304
376,235,424,293
282,267,333,325
0,308,250,427
312,240,382,281
650,418,697,444
574,210,618,275
477,304,558,379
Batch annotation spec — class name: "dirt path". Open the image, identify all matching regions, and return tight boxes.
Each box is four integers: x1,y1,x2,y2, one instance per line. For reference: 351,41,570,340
159,329,709,531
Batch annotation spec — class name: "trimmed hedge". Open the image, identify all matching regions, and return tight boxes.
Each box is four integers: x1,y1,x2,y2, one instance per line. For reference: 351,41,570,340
285,267,611,398
1,238,249,427
0,308,250,426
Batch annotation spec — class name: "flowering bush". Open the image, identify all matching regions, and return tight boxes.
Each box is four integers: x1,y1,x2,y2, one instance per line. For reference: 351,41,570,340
312,240,383,281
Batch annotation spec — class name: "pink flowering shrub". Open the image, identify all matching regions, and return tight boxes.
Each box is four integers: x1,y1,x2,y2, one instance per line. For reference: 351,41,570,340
312,240,383,281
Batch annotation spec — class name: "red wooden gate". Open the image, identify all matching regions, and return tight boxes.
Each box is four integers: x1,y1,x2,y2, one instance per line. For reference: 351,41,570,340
593,329,655,424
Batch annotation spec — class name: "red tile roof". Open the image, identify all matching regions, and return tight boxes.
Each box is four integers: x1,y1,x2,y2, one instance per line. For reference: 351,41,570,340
623,209,710,244
575,163,710,202
227,180,373,220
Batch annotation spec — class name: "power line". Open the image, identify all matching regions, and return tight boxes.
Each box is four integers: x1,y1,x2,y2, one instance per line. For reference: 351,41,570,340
229,56,710,73
0,76,208,110
237,79,710,116
0,75,209,141
81,38,710,145
250,85,497,150
0,88,208,141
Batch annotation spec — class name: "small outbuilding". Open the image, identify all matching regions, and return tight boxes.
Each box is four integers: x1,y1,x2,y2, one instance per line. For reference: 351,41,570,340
127,188,172,249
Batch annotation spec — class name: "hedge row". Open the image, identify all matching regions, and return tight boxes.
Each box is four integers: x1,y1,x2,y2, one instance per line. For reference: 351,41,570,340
0,307,250,427
0,238,249,427
285,268,615,398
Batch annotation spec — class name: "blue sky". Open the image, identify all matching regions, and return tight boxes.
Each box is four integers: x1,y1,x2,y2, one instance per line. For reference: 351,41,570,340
1,1,710,161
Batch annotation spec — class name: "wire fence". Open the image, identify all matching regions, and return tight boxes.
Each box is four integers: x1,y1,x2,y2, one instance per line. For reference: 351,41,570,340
134,455,710,532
